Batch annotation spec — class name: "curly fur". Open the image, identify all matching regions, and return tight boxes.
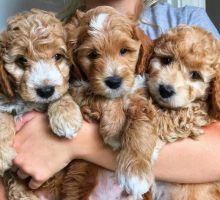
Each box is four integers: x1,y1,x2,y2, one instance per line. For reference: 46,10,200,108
147,26,220,200
138,26,220,144
56,6,156,200
0,9,82,200
149,26,220,200
59,24,220,200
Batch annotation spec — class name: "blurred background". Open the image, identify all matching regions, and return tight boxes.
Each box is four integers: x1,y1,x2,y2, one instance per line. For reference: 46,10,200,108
0,0,219,32
206,1,220,32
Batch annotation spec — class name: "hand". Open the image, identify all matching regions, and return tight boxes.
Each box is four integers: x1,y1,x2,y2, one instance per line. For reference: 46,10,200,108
13,112,77,189
13,111,110,189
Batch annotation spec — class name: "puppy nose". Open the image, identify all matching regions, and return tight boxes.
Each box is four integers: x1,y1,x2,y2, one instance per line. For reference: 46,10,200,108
105,76,122,89
36,86,55,99
159,84,175,98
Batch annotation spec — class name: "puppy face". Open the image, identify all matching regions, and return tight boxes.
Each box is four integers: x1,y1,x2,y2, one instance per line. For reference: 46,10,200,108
148,26,220,108
67,6,152,99
1,9,70,103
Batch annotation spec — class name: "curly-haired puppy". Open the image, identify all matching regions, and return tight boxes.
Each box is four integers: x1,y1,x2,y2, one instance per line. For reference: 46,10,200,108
147,25,220,200
0,9,82,200
60,6,156,199
61,24,220,200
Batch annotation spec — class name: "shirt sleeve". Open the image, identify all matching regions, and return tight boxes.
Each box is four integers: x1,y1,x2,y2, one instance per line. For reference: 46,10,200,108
139,3,220,40
186,7,220,40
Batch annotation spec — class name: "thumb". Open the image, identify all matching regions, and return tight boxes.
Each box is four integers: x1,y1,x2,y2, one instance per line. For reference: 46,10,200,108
15,111,40,132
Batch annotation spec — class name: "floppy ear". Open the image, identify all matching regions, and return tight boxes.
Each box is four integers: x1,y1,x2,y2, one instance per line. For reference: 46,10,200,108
65,24,84,81
210,70,220,120
133,27,154,75
76,9,85,19
0,33,14,97
68,9,85,27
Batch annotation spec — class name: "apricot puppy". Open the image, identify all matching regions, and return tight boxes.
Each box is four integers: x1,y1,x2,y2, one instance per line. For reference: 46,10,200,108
65,6,155,199
0,9,82,200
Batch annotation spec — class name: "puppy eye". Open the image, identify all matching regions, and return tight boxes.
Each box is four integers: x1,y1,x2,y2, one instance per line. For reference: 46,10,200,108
13,27,20,31
160,56,173,65
190,71,202,81
120,48,128,56
53,54,64,61
88,51,99,60
16,56,28,66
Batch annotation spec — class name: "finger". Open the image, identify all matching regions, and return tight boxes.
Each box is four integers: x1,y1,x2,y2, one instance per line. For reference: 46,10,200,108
29,179,43,190
17,169,29,179
15,111,40,132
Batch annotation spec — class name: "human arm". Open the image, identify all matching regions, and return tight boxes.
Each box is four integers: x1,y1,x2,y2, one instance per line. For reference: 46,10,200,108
83,120,220,184
13,112,116,189
154,122,220,183
13,111,220,190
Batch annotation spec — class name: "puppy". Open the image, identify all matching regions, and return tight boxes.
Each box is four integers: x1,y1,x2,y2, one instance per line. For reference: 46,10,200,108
146,25,220,200
61,24,220,200
0,9,82,199
147,25,220,142
62,6,156,199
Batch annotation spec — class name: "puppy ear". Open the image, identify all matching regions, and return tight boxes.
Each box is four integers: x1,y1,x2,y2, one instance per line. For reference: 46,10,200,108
210,70,220,119
0,33,14,97
76,9,85,19
68,9,85,27
65,24,84,81
133,27,154,75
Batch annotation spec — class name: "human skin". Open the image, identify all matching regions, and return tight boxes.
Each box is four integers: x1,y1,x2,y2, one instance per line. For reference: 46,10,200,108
84,0,141,16
0,111,219,200
9,112,220,189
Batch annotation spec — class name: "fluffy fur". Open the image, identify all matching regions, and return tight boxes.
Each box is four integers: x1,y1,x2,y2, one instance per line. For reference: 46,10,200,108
60,24,220,200
61,6,156,199
0,9,82,200
148,26,220,200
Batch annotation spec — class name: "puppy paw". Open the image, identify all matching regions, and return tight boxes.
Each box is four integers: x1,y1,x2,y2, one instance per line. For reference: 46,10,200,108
49,109,83,139
118,174,152,200
48,94,83,139
103,135,121,151
117,159,154,199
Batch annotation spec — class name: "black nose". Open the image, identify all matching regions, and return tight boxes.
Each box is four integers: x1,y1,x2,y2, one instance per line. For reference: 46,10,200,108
36,86,55,99
105,76,122,89
159,84,175,98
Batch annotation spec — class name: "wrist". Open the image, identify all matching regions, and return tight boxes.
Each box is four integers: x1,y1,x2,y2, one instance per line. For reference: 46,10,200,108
68,121,100,160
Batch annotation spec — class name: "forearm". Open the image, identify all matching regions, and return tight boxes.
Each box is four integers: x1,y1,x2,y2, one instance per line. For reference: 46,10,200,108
14,112,220,187
70,121,117,170
81,143,117,171
78,122,220,183
153,122,220,183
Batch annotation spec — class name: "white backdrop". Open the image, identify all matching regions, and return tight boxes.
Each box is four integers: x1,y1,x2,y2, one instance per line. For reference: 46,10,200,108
0,0,67,31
